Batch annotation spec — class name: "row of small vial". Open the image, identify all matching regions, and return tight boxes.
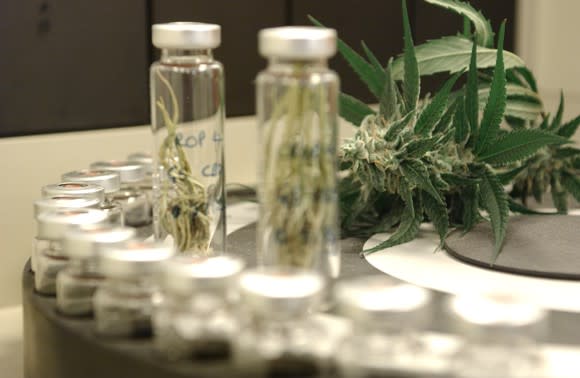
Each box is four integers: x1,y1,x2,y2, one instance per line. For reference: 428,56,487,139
31,205,550,377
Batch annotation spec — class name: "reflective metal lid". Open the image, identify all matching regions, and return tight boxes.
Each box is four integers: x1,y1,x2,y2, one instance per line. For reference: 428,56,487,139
42,182,105,202
62,169,120,194
239,267,325,318
100,240,175,278
63,224,136,259
90,160,144,183
127,152,154,174
153,22,221,49
334,275,432,328
259,26,337,59
162,255,245,295
34,196,101,218
37,209,109,240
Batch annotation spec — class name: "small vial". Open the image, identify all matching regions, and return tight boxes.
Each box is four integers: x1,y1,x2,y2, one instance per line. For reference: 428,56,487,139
235,268,332,378
153,255,244,361
448,293,548,378
56,224,136,316
94,240,175,338
127,152,155,214
90,160,151,228
35,209,109,295
334,276,443,378
32,196,101,273
41,182,105,202
62,169,124,225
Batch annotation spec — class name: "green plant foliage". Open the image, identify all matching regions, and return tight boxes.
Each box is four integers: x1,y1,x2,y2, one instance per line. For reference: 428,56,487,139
339,93,376,126
478,165,509,262
401,0,420,113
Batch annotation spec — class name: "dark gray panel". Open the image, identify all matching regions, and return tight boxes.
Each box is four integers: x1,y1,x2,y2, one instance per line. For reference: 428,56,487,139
0,0,149,137
292,0,404,104
152,0,286,117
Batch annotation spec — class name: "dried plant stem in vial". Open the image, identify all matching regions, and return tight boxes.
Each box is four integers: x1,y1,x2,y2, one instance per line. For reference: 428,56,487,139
262,65,336,267
156,72,211,252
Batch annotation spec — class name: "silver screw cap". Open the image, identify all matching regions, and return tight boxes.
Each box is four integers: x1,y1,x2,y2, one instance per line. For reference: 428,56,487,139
34,196,101,218
334,275,432,329
62,169,121,194
90,160,145,183
100,240,175,278
259,26,337,59
162,255,245,295
127,152,154,174
63,224,136,259
152,22,221,49
239,267,325,319
42,182,105,202
37,209,109,240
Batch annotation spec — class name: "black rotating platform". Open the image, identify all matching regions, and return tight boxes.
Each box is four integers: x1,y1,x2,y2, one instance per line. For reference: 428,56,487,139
445,215,580,280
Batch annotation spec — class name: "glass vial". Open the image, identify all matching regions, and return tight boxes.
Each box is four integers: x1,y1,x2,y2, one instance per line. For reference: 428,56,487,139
256,27,340,279
448,293,548,378
62,169,125,225
34,209,109,295
90,160,151,228
334,275,445,378
94,240,175,338
42,182,105,202
56,224,136,316
235,267,334,378
127,152,155,202
153,255,244,362
150,22,226,256
32,196,101,273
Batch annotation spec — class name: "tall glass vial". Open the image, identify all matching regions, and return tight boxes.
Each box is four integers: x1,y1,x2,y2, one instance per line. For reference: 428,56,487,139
150,22,226,256
57,224,136,316
153,255,244,362
334,276,447,378
256,27,340,279
448,293,548,378
35,209,109,295
62,169,124,226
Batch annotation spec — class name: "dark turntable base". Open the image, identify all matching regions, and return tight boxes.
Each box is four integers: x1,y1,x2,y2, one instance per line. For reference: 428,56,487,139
445,215,580,280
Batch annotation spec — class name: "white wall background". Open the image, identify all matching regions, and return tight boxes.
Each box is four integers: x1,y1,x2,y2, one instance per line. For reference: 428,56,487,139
1,0,580,307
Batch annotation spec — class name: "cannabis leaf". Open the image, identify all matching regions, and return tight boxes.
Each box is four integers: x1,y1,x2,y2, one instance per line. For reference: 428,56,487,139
400,159,444,204
557,114,580,138
402,0,420,113
415,72,462,135
339,93,376,126
478,166,509,263
421,190,449,244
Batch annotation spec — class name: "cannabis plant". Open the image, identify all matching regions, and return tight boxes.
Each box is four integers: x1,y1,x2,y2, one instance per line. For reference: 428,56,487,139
312,0,578,262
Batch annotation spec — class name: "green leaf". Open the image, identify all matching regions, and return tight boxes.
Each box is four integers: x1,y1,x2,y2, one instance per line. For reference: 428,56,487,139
380,59,399,120
398,177,415,214
363,196,422,254
478,129,567,166
539,114,550,130
562,171,580,203
441,173,481,186
384,110,416,141
478,83,542,104
415,72,462,135
421,191,449,244
466,38,479,142
479,166,509,263
508,198,558,215
462,15,471,38
555,147,580,159
477,84,543,122
514,67,538,92
557,114,580,138
403,136,439,158
401,0,420,113
433,99,457,134
549,91,565,131
424,0,494,47
361,41,385,75
391,36,525,80
400,159,444,204
309,16,383,98
339,93,375,126
496,164,527,185
475,21,506,155
461,185,480,233
453,95,470,145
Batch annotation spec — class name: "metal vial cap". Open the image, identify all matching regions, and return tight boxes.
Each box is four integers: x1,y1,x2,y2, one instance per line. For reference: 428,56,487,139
259,26,337,59
61,169,121,194
152,22,221,50
127,152,154,174
90,160,145,183
100,240,175,278
63,224,136,259
162,255,245,295
239,267,325,318
34,196,101,218
448,293,547,339
42,182,105,202
37,209,109,241
334,275,432,328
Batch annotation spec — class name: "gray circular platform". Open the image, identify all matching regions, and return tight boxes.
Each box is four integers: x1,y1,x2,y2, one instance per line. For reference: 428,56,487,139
445,215,580,280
